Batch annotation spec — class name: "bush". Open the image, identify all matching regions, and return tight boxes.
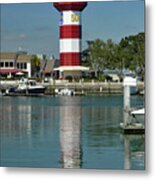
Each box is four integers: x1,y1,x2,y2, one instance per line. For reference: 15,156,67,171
65,76,73,82
98,74,106,82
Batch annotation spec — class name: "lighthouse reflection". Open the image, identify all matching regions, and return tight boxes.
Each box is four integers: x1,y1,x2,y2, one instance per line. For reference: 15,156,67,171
59,96,82,168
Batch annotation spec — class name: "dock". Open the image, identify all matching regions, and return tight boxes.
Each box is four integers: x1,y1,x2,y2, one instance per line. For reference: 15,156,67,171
120,123,145,134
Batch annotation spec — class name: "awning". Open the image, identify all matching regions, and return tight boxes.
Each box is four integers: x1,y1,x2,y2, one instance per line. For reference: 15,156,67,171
0,68,26,74
54,66,89,71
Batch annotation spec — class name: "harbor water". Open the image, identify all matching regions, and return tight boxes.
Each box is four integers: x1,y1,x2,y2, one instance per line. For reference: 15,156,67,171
0,95,145,169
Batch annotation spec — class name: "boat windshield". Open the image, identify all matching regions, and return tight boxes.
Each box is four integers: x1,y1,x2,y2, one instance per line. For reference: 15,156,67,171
29,81,36,86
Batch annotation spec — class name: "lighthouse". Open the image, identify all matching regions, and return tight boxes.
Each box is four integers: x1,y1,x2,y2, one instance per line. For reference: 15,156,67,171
53,2,89,79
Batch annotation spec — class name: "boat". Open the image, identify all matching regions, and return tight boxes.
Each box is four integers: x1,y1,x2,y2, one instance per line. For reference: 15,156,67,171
131,108,145,116
0,89,7,96
120,107,145,134
139,89,144,96
7,78,46,95
55,88,75,96
130,107,145,123
134,89,145,96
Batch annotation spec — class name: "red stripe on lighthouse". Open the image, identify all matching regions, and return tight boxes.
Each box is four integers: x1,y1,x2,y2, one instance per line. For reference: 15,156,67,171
60,53,81,66
60,25,81,39
53,2,87,12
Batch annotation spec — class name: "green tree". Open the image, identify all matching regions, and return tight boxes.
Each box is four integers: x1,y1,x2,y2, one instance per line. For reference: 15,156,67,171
118,32,145,78
82,32,145,79
82,39,116,74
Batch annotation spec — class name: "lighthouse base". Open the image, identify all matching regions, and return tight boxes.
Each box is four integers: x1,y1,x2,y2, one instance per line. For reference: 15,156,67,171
54,66,89,79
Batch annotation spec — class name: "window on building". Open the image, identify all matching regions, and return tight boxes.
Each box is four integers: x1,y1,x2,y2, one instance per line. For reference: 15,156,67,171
17,63,20,69
20,63,23,69
5,62,9,67
23,63,27,69
0,62,4,67
10,62,14,67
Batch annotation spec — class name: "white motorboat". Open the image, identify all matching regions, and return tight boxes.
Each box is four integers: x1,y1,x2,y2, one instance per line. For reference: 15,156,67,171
7,78,46,94
130,108,145,125
55,88,75,96
131,108,145,116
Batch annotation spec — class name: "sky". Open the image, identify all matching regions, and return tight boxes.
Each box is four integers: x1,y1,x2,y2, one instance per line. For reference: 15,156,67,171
1,0,144,58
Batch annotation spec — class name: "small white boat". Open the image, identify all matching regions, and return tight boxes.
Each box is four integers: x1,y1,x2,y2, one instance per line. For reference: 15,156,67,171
139,89,144,96
55,88,75,96
130,108,145,125
131,108,145,116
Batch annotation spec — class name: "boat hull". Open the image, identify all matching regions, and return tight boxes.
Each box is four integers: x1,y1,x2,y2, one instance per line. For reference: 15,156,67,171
28,88,46,94
9,87,46,94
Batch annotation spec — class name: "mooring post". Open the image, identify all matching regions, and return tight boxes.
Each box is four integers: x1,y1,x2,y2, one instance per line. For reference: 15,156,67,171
123,77,137,128
124,85,130,127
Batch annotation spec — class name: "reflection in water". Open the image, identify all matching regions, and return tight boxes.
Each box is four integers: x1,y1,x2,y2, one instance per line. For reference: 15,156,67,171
124,135,131,170
0,98,32,137
59,97,82,168
0,97,60,167
124,135,145,170
0,95,145,169
0,97,58,138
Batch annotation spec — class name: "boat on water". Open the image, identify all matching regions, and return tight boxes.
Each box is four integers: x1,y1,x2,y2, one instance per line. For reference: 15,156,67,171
0,89,7,96
130,107,145,123
55,88,75,96
6,78,46,95
120,107,145,133
139,89,144,96
131,108,145,117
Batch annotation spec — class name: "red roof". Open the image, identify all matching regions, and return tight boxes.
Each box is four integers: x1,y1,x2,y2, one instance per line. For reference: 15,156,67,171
0,68,26,74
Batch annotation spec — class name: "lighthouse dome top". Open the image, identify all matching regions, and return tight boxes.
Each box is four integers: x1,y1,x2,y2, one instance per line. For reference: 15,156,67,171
53,2,87,12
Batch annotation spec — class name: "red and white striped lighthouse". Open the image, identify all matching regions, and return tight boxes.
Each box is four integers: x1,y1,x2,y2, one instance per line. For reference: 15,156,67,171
53,2,89,78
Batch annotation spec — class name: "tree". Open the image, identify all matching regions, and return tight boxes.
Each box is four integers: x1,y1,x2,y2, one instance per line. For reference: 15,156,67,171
118,32,145,78
82,32,145,79
82,39,116,74
31,55,41,77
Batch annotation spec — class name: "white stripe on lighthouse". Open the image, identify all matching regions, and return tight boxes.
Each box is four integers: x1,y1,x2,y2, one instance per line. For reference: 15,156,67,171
60,39,81,53
61,11,81,25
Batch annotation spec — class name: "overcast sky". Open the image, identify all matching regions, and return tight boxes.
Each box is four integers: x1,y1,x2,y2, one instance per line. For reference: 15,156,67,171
1,0,144,58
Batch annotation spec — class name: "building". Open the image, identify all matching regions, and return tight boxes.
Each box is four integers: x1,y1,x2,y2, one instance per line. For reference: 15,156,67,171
0,52,60,79
0,52,32,78
16,54,32,78
40,59,58,78
37,53,59,79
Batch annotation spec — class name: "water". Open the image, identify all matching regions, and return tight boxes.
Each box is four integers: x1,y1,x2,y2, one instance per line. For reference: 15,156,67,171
0,95,145,169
